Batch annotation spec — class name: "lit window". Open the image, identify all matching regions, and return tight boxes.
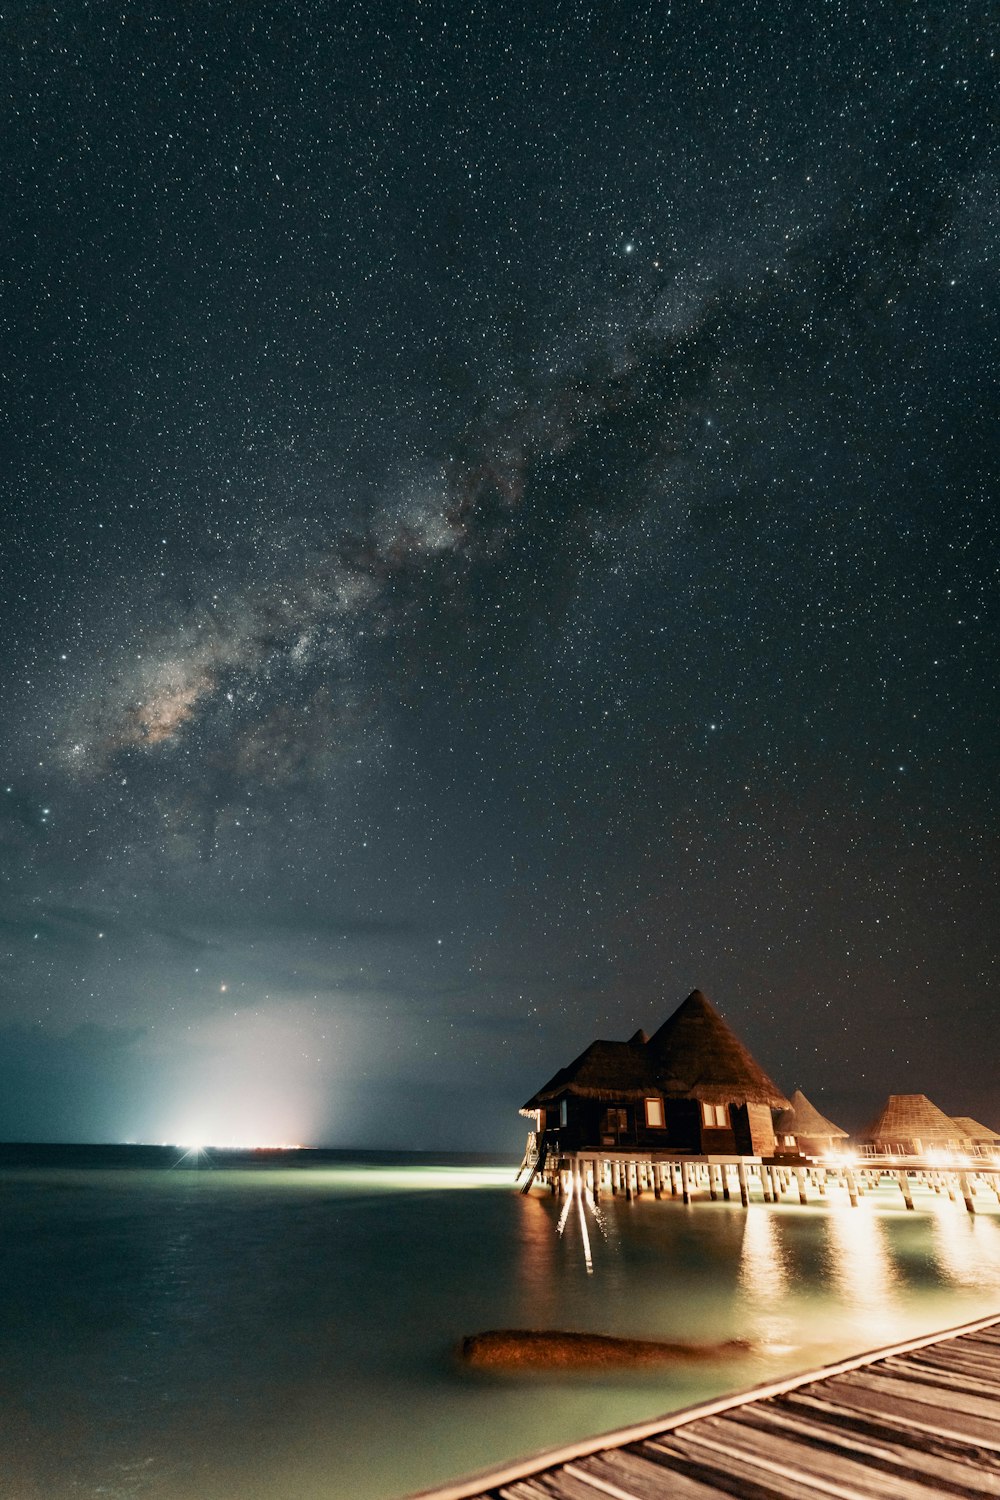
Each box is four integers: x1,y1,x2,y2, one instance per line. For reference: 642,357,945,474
559,1098,568,1128
645,1098,664,1128
702,1102,728,1128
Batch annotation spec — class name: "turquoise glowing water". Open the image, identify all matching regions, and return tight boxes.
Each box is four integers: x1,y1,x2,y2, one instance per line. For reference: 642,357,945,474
3,1146,1000,1499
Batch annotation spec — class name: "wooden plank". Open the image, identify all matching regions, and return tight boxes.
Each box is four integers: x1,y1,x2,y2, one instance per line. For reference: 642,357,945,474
792,1381,1000,1449
567,1451,727,1500
656,1424,877,1500
645,1431,816,1498
734,1400,1000,1496
907,1337,1000,1370
833,1367,1000,1421
685,1411,949,1500
898,1350,1000,1388
499,1473,623,1500
882,1356,1000,1402
778,1389,1000,1470
902,1343,1000,1375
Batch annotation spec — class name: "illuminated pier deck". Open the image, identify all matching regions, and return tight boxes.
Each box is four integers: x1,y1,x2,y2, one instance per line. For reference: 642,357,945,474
528,1148,1000,1215
414,1312,1000,1500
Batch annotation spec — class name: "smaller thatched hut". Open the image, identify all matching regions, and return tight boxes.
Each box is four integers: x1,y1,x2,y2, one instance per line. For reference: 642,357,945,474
950,1117,1000,1158
520,1032,667,1152
773,1089,849,1158
858,1094,970,1157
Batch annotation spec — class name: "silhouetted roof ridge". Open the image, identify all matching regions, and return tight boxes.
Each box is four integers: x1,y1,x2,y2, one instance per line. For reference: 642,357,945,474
646,989,789,1108
859,1092,969,1144
774,1088,848,1139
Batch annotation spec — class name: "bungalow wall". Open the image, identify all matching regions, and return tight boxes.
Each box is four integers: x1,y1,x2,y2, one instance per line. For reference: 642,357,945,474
543,1096,773,1156
542,1097,670,1153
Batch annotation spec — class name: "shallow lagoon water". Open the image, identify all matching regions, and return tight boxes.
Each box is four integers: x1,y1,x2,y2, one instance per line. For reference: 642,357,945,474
2,1147,1000,1499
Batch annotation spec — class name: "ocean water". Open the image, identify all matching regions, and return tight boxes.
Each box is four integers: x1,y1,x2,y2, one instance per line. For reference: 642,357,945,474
2,1146,1000,1500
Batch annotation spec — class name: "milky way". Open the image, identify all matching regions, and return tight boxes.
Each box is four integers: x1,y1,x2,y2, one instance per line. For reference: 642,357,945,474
2,1,997,1148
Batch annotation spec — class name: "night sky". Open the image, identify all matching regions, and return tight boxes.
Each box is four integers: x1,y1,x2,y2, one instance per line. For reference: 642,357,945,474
2,2,997,1151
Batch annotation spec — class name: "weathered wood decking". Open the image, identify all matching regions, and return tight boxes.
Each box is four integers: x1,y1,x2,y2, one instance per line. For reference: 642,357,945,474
414,1312,1000,1499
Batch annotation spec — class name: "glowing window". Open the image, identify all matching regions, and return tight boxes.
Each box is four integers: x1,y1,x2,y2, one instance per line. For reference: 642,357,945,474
645,1098,665,1128
559,1098,568,1128
702,1102,728,1128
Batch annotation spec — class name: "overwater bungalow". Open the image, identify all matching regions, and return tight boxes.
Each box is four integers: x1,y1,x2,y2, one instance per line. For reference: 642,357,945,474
773,1088,849,1158
521,989,789,1159
858,1092,970,1158
951,1116,1000,1159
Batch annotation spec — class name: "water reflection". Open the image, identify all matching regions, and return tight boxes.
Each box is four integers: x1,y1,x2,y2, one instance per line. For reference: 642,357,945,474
930,1198,1000,1290
737,1208,794,1347
824,1202,899,1343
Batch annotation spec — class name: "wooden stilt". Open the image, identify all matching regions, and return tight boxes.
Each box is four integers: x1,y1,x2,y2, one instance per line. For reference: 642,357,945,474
795,1167,807,1205
721,1163,731,1201
896,1170,914,1210
845,1167,859,1207
708,1163,718,1201
958,1171,975,1215
680,1160,690,1204
737,1159,749,1207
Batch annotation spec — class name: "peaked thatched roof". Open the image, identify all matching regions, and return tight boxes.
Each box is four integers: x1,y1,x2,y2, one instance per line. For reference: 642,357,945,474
522,1038,657,1109
951,1116,1000,1143
774,1089,848,1140
647,990,789,1108
859,1093,969,1146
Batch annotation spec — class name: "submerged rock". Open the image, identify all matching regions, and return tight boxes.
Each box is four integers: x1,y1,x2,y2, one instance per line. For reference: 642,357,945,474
459,1329,751,1370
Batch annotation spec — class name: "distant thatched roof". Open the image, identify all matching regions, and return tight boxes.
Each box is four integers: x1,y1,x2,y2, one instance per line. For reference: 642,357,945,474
647,990,789,1108
774,1089,848,1140
859,1094,969,1146
522,1038,658,1109
951,1116,1000,1144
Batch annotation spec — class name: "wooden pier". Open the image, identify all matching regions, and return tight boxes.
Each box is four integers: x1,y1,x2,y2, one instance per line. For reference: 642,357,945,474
413,1311,1000,1499
527,1148,1000,1215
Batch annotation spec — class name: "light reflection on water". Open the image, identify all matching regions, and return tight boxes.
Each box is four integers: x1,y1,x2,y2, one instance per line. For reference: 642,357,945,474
824,1199,899,1341
1,1156,999,1500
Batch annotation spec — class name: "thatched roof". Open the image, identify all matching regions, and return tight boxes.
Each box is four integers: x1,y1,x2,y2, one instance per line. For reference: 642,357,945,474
522,1038,657,1109
859,1093,969,1146
774,1089,848,1140
647,990,789,1108
951,1116,1000,1144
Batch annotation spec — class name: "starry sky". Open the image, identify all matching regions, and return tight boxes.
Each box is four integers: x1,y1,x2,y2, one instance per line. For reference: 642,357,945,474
2,1,997,1150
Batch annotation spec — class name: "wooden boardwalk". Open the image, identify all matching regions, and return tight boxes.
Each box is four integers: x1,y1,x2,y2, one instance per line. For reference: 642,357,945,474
414,1312,1000,1499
